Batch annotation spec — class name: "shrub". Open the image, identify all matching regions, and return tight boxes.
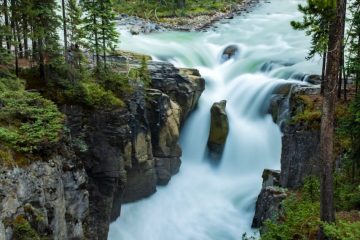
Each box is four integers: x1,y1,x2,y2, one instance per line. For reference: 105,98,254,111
261,178,321,240
324,220,360,240
12,215,40,240
0,91,64,153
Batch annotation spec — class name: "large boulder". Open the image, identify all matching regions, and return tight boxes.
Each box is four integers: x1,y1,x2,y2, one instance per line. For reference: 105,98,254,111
148,62,205,122
207,100,229,160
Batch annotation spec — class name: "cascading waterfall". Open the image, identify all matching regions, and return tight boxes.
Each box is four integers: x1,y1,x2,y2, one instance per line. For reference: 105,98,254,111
109,0,321,239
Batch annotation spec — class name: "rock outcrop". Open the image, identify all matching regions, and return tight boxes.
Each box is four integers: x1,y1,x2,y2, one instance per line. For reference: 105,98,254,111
207,100,229,160
0,60,205,240
279,85,322,188
252,169,287,228
0,145,88,240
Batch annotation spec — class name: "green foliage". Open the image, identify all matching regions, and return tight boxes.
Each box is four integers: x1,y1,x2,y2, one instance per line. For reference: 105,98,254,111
291,95,322,128
81,80,124,107
323,220,360,240
80,0,119,65
0,90,64,153
291,0,335,59
44,62,126,108
12,215,40,240
261,178,321,240
0,76,25,92
66,0,85,46
337,93,360,177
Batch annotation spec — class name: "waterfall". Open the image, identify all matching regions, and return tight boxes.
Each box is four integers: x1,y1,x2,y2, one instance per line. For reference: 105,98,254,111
109,0,321,239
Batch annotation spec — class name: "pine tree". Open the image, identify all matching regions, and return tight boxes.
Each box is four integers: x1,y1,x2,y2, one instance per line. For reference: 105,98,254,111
291,0,335,94
30,0,61,82
80,0,118,67
347,0,360,93
80,0,101,65
318,0,346,239
99,0,118,67
66,0,83,46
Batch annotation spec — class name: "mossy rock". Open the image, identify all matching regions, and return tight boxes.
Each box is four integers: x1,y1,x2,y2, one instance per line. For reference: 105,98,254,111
207,100,229,159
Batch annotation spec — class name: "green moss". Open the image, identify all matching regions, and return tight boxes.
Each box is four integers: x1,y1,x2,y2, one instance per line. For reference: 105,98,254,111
12,215,40,240
291,95,322,129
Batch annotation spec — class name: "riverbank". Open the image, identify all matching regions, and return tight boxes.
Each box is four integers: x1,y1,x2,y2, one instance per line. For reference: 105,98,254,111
116,0,261,34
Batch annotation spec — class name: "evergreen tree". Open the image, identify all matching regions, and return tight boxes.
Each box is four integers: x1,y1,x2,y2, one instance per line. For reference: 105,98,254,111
291,0,335,94
66,0,83,46
30,0,61,82
80,0,118,67
347,0,360,93
318,0,346,239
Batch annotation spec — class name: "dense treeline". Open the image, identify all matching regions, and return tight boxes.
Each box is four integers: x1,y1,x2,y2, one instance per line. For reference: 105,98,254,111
0,0,118,79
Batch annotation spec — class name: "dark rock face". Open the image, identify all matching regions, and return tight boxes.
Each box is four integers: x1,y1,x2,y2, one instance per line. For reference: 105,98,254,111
280,126,320,188
252,169,287,228
0,146,89,240
252,186,287,228
221,45,239,62
207,100,229,160
279,85,322,189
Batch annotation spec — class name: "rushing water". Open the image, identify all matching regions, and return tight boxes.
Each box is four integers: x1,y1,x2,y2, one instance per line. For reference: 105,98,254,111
109,1,321,239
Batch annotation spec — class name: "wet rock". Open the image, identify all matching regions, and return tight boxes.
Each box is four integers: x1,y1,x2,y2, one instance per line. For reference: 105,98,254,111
148,62,205,121
260,60,296,72
130,26,141,35
207,100,229,159
146,89,182,185
305,74,322,85
221,45,239,62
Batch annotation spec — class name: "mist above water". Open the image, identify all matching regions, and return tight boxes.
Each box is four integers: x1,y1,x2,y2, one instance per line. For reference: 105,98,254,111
109,1,321,239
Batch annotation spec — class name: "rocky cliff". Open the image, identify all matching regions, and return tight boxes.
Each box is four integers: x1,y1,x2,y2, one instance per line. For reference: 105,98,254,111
252,83,322,228
0,61,205,240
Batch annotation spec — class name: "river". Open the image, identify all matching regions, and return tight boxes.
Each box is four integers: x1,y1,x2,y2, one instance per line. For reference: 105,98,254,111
109,0,321,239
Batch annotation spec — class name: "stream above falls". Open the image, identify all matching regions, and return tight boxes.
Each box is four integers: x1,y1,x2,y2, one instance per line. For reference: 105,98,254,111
109,0,321,239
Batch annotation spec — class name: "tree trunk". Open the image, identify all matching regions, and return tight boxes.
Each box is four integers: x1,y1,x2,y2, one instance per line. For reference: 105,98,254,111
4,0,11,52
62,0,68,59
11,0,18,76
321,50,327,95
318,0,345,239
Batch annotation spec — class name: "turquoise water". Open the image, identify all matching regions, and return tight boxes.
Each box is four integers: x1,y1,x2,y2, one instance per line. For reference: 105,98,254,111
109,1,321,239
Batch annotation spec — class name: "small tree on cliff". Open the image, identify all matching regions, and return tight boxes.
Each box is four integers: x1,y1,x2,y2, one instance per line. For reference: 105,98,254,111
291,0,335,94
